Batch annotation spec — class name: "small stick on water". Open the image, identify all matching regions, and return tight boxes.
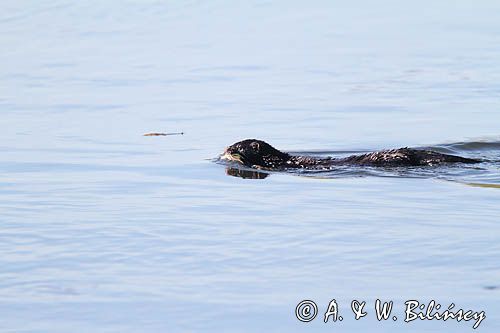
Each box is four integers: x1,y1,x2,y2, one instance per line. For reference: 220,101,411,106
143,132,184,136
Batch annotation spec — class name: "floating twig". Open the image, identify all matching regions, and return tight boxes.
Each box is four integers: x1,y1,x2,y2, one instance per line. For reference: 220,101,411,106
143,132,184,136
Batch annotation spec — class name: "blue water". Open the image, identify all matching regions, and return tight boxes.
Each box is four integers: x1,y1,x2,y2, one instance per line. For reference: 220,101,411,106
1,1,499,332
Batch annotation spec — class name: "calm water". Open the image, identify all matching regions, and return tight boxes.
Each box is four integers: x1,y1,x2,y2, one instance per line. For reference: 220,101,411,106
1,1,500,332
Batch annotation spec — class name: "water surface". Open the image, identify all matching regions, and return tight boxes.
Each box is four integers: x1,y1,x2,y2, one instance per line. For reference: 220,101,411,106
1,1,499,332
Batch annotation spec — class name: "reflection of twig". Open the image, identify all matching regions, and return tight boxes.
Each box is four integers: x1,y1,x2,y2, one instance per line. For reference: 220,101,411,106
143,132,184,136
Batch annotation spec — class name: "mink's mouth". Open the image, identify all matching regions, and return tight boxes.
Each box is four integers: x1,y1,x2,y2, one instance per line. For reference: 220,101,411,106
220,149,248,165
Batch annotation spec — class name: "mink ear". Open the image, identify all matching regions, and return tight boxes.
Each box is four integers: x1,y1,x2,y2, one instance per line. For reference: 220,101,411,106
250,141,260,151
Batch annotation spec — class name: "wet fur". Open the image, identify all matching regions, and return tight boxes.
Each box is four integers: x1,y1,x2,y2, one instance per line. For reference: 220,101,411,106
223,139,480,170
